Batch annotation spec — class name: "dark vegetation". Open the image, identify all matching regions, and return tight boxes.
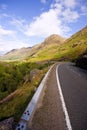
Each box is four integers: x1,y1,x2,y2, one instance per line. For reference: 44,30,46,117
0,61,50,100
75,50,87,70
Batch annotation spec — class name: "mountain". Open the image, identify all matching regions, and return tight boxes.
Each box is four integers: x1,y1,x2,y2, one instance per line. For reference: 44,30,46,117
0,26,87,127
0,34,65,61
27,26,87,62
55,26,87,61
42,34,65,45
0,47,32,60
0,26,87,62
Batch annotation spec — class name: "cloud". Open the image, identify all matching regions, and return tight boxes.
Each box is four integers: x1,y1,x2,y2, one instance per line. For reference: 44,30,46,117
40,0,47,4
24,0,80,38
0,25,27,52
55,0,77,8
64,0,76,8
2,13,10,18
62,8,79,22
0,25,15,36
0,0,85,54
0,13,11,19
0,38,29,52
0,0,86,54
3,0,85,39
25,9,63,37
10,18,27,33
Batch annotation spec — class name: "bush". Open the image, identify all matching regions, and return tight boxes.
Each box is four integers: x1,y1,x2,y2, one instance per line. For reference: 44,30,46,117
0,61,49,100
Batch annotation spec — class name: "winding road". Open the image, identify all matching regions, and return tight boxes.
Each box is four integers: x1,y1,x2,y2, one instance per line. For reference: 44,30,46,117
58,63,87,130
16,62,87,130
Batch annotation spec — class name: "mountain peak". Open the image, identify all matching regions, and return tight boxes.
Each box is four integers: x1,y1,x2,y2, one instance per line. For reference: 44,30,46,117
43,34,66,45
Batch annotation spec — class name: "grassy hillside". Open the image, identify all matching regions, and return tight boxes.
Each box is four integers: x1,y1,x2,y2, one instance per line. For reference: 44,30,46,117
0,34,65,61
26,34,66,62
0,61,51,122
54,26,87,61
0,26,87,127
29,26,87,62
0,34,65,124
0,47,32,61
0,26,87,62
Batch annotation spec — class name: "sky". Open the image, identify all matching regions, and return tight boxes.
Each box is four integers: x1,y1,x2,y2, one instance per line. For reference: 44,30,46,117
0,0,87,54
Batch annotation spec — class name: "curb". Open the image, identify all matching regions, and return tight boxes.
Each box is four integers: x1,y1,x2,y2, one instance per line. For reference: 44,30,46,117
15,65,53,130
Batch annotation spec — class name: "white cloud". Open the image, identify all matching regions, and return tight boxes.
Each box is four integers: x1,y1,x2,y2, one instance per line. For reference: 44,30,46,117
25,9,63,37
24,0,80,38
64,0,76,8
62,8,79,22
10,18,27,33
0,13,11,19
0,38,29,52
55,0,77,8
2,13,10,18
0,25,28,52
0,39,4,51
41,0,47,4
0,0,86,53
0,26,15,36
2,0,84,40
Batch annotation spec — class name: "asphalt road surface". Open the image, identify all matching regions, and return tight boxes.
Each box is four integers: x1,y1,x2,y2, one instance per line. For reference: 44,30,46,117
58,63,87,130
27,64,67,130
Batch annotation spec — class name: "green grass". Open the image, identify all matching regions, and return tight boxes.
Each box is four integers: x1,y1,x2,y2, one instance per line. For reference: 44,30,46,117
26,26,87,62
29,43,61,62
0,61,50,121
0,84,34,121
0,26,87,63
0,26,87,122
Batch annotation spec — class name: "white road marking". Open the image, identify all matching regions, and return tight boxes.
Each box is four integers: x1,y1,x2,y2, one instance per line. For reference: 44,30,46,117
56,65,72,130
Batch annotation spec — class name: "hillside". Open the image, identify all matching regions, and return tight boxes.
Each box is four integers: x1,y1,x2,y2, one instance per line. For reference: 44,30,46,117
0,26,87,62
0,26,87,129
54,26,87,61
27,26,87,62
42,34,65,45
0,34,65,61
0,61,50,122
4,47,32,60
0,47,32,61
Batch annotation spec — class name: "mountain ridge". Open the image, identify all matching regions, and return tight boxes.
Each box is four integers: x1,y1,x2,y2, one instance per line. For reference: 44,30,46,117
0,26,87,61
29,25,87,62
0,34,65,61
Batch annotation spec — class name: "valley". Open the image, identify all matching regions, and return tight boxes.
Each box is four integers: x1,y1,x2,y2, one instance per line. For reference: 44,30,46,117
0,26,87,130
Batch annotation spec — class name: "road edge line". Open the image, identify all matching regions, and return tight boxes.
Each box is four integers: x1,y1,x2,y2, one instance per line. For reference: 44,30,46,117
56,65,72,130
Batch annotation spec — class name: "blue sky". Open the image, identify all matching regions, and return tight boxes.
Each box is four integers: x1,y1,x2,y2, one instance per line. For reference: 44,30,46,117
0,0,87,53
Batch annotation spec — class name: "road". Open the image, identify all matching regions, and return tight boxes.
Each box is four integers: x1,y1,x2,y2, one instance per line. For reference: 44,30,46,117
27,64,67,130
58,63,87,130
26,62,87,130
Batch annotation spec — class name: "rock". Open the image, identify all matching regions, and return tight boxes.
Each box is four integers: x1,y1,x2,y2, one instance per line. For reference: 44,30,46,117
0,117,15,130
29,69,41,82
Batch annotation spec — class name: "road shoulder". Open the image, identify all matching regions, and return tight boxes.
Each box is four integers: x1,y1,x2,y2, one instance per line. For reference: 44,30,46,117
27,64,67,130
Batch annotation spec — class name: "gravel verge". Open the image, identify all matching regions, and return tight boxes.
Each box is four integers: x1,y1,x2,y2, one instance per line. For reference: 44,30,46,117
27,64,67,130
